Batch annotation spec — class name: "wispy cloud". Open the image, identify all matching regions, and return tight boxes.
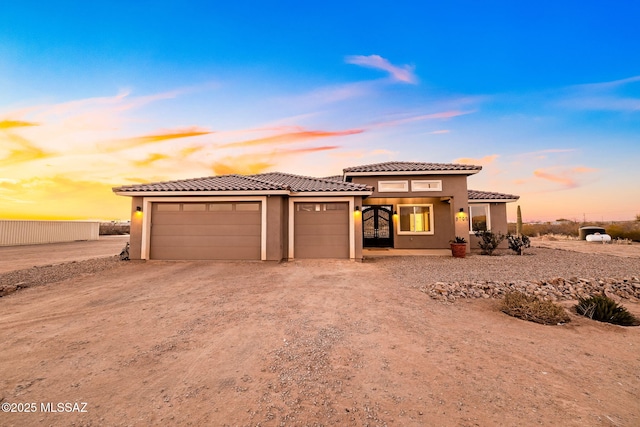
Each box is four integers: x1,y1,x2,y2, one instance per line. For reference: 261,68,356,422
428,130,450,134
211,145,340,175
370,110,474,128
455,154,498,166
102,127,213,153
345,55,417,84
558,75,640,112
0,120,39,129
218,128,363,149
533,166,598,189
0,132,53,166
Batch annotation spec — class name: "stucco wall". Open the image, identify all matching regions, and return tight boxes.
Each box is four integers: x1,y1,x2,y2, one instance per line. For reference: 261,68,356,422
352,174,470,250
266,196,286,261
129,196,144,260
468,203,510,250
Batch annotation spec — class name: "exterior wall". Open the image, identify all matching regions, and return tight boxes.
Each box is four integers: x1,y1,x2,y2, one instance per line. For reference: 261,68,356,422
266,196,286,261
352,174,470,251
468,202,510,249
129,196,144,259
0,220,99,246
354,197,363,260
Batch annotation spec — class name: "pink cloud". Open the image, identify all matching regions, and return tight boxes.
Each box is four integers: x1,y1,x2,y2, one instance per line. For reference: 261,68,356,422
345,55,417,84
370,110,474,128
533,166,598,189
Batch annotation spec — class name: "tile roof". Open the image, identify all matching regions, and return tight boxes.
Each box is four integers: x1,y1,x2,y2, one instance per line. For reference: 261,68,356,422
468,189,519,201
248,172,369,192
113,172,370,194
343,161,482,173
113,175,285,193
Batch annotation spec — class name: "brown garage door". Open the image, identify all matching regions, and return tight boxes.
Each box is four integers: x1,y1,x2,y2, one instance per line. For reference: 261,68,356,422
150,202,261,260
294,202,349,259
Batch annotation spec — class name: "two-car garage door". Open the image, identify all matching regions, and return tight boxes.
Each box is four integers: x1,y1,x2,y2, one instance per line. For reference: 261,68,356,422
150,202,261,260
148,200,350,260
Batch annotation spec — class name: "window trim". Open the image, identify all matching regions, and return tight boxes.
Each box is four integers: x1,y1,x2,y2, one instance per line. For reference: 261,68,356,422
411,180,442,192
468,203,491,234
397,203,435,235
378,180,409,192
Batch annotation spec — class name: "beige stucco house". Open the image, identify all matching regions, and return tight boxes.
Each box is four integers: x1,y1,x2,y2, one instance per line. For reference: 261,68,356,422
113,161,519,261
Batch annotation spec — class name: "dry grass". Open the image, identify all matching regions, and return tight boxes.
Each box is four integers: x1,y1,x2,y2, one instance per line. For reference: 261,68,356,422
500,291,570,325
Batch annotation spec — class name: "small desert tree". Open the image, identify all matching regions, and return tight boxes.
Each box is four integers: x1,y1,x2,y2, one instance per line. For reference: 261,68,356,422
474,230,505,255
507,233,530,255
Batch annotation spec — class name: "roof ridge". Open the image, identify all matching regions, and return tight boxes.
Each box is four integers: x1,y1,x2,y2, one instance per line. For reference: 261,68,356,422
240,173,288,190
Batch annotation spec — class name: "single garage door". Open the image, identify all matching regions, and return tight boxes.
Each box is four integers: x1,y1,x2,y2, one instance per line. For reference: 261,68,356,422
294,202,349,259
150,202,261,260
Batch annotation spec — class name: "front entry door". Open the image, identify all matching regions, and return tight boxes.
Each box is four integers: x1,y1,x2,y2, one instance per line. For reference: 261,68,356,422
362,205,394,247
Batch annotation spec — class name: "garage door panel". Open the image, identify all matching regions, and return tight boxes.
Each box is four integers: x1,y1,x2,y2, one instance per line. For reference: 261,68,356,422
295,212,346,226
151,235,261,248
151,224,261,237
152,213,260,226
294,224,349,236
151,245,260,260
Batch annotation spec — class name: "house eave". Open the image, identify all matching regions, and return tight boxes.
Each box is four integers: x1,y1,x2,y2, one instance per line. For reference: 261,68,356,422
469,198,520,203
113,190,291,197
344,170,481,177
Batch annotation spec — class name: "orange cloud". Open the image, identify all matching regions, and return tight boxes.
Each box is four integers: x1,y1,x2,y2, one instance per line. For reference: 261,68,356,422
102,127,212,153
0,133,53,166
211,145,341,175
0,120,39,129
455,154,499,166
132,153,171,167
218,128,363,149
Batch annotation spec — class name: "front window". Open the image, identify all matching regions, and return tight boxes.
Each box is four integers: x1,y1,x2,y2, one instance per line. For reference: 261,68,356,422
398,204,434,234
469,204,490,232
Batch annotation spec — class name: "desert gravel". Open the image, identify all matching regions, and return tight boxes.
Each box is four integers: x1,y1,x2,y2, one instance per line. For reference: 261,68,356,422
1,247,639,299
374,247,640,283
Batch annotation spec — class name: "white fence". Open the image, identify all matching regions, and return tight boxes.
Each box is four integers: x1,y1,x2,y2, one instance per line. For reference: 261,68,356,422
0,220,100,246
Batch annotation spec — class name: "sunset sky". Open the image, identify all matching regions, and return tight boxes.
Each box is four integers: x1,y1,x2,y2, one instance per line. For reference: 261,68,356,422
1,1,639,222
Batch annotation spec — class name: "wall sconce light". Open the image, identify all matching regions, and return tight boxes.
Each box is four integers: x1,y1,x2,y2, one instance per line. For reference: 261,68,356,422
456,207,468,222
393,210,398,216
136,206,142,212
355,206,360,212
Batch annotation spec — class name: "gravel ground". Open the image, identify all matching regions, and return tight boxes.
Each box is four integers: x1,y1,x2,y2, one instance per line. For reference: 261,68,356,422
373,247,640,283
1,246,639,299
0,256,121,296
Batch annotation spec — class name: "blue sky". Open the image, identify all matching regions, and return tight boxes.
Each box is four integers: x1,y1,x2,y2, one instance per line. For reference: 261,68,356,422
1,1,639,221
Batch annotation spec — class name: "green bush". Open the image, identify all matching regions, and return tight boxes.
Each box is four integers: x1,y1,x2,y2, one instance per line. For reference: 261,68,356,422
474,230,505,255
507,233,530,255
575,295,640,326
501,292,570,325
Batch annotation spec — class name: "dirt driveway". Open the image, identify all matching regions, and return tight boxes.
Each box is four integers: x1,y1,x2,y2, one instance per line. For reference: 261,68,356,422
1,256,639,426
0,235,129,273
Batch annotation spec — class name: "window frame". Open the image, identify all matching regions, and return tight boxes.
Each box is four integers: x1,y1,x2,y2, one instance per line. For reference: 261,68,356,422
411,179,442,192
469,203,491,234
397,203,435,235
378,180,409,192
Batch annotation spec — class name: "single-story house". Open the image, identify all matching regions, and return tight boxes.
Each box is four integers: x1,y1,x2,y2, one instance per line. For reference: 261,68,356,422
112,161,519,261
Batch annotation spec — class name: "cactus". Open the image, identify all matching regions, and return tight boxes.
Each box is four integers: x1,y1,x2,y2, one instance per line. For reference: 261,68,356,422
516,205,522,236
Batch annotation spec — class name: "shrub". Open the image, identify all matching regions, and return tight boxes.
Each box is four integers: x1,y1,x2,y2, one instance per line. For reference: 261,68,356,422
450,236,467,244
474,230,505,255
507,233,531,255
501,292,570,325
575,295,640,326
